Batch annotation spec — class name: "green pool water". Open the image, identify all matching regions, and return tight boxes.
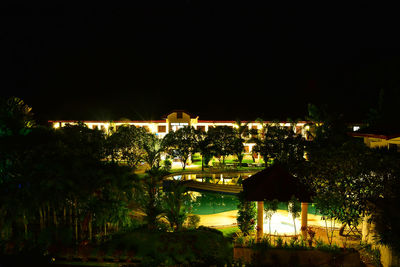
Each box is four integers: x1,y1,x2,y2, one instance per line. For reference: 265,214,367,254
187,191,239,215
186,191,321,215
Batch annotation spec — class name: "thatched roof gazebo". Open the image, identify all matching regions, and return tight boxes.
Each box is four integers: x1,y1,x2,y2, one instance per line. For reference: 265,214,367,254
242,164,314,239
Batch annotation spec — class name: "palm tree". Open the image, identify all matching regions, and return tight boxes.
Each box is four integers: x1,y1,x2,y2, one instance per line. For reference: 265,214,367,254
197,131,213,171
235,119,250,140
135,168,166,230
163,183,189,231
141,133,167,169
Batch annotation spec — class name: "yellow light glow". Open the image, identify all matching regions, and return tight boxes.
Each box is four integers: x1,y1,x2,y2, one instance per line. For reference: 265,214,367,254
53,123,59,129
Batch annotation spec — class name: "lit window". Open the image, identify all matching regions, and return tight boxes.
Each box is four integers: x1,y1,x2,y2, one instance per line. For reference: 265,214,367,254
158,125,166,133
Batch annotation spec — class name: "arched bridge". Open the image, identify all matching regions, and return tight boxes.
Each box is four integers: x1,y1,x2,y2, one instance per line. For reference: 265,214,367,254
164,180,242,195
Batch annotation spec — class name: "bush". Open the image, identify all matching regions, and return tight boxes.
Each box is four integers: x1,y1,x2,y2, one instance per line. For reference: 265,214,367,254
97,229,232,266
196,226,223,236
162,159,172,171
237,192,256,235
186,215,200,229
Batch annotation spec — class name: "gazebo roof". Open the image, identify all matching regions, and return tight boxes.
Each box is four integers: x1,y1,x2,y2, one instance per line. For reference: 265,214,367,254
242,164,313,202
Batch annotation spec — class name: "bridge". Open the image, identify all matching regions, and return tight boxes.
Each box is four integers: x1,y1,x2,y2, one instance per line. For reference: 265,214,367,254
180,180,242,195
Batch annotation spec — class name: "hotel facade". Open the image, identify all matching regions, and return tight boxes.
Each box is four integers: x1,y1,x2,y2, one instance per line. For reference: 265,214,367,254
50,110,311,154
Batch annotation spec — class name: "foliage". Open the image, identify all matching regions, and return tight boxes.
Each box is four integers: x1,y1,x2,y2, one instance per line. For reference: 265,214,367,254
236,192,257,236
232,137,245,166
106,125,147,168
0,96,34,137
309,140,387,231
68,229,232,266
358,242,383,267
207,126,239,164
264,199,279,234
186,214,200,229
196,131,213,171
164,126,199,170
161,158,172,171
304,105,388,232
288,196,301,236
162,182,189,231
218,226,239,239
0,118,137,251
140,132,167,169
233,120,250,166
253,122,306,169
134,168,167,230
369,166,400,256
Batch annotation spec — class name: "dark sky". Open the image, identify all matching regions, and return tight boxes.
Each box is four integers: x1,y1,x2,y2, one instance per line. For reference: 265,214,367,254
2,3,400,123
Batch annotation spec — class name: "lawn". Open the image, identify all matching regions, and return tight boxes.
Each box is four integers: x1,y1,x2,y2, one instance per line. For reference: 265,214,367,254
217,226,240,238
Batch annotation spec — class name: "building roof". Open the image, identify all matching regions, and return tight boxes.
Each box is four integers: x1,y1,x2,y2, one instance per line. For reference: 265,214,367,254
161,110,197,119
48,120,166,124
350,132,400,140
242,164,313,202
350,125,400,140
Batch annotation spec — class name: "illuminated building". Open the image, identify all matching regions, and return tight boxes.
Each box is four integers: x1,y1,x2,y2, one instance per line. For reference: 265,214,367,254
351,132,400,151
50,110,310,153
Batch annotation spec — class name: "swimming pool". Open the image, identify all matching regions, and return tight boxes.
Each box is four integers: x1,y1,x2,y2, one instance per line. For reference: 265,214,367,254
186,190,321,216
187,191,239,215
165,171,320,216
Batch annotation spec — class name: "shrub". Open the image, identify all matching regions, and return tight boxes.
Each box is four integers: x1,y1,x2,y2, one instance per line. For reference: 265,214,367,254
162,159,172,171
101,229,231,266
237,192,257,236
186,214,200,229
196,226,223,236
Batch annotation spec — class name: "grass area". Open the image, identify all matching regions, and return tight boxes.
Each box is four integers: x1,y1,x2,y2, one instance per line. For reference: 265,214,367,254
217,226,240,238
191,154,265,166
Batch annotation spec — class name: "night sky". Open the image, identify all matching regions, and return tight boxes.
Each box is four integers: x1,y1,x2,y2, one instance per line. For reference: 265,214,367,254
2,3,400,123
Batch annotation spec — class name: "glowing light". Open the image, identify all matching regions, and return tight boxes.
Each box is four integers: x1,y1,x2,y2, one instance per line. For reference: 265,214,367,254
262,212,301,235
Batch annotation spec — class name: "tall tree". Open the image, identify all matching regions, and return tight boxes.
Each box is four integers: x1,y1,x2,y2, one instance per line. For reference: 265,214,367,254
304,108,386,234
196,130,213,171
207,126,237,164
0,96,34,137
253,123,306,168
164,126,199,170
107,125,147,168
0,118,137,244
141,132,167,169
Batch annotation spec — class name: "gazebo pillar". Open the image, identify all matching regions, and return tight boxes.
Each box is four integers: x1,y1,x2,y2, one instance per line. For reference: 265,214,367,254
301,202,308,238
257,201,264,240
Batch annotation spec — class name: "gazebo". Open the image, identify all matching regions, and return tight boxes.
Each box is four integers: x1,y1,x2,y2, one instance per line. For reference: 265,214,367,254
242,164,314,239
